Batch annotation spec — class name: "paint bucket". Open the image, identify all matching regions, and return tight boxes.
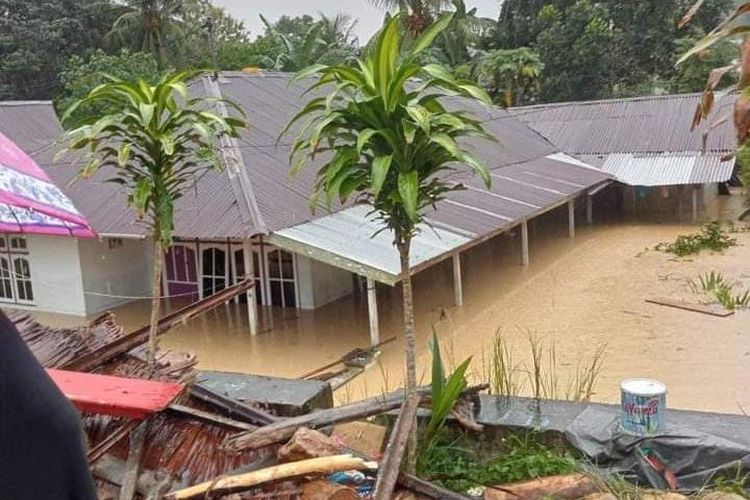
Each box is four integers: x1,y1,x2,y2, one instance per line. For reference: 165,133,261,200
620,378,666,436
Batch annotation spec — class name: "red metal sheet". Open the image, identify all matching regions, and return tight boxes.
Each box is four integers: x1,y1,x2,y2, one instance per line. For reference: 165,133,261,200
47,368,184,419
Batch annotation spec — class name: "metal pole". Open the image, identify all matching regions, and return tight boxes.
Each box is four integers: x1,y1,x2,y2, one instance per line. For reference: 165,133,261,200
243,239,258,335
586,195,593,225
568,198,575,238
452,252,463,307
366,277,380,346
521,220,529,266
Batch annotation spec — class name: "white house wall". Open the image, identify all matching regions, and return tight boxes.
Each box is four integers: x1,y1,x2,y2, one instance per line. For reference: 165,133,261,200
296,255,353,310
78,237,153,315
21,235,87,316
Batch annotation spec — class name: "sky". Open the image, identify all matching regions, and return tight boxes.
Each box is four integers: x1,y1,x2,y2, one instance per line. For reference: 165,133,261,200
212,0,503,41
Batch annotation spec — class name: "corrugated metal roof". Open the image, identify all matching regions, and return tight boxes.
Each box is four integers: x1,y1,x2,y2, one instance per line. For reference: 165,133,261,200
270,204,472,285
509,92,735,155
0,72,610,245
600,153,734,186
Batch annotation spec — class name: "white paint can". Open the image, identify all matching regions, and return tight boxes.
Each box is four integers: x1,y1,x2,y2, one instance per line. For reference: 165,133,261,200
620,378,667,436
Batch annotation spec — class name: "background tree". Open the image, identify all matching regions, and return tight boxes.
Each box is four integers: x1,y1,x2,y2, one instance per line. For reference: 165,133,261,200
56,50,162,127
0,0,122,100
110,0,185,67
60,71,245,368
474,47,544,106
286,14,494,469
368,0,453,35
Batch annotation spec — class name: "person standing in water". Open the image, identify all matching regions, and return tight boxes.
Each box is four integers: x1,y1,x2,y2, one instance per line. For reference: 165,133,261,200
0,311,97,499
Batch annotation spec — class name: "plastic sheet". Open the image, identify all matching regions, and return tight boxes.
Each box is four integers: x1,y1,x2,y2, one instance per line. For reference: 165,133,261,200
565,406,750,491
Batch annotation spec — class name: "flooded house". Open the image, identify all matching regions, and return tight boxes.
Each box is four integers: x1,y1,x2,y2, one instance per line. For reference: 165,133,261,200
0,72,610,344
510,93,737,222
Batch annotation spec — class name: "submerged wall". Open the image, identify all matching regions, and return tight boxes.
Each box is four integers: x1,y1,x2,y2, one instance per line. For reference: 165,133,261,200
20,235,87,316
79,237,153,315
296,255,353,310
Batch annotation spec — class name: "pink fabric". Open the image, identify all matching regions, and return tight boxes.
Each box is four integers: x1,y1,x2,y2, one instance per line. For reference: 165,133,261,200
0,132,95,237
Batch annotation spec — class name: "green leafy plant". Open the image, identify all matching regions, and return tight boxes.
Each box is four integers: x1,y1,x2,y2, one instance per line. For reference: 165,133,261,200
285,13,494,465
690,271,750,311
655,221,737,256
418,332,472,471
60,71,246,368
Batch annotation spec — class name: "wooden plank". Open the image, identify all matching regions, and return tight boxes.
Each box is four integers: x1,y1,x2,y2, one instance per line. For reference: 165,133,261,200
88,420,141,463
119,421,149,500
188,384,279,425
48,369,184,419
374,393,420,500
645,297,734,317
167,404,257,431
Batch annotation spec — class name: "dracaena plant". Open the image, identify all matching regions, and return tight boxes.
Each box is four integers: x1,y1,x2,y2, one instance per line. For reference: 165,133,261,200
284,13,494,465
60,71,246,369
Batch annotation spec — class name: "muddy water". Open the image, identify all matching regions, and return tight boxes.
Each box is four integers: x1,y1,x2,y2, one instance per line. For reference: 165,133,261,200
27,197,750,415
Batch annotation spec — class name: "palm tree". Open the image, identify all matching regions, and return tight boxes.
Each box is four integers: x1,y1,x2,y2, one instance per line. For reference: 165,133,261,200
285,14,494,471
474,47,544,107
110,0,185,67
368,0,453,35
60,71,246,369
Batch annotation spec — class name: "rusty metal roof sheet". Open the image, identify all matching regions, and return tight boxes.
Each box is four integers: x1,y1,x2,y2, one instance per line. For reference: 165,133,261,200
1,72,610,244
509,92,735,155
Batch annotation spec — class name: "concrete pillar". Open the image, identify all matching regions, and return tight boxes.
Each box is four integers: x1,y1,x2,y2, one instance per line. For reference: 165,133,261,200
521,220,529,267
452,252,463,307
243,239,259,336
586,195,593,225
568,198,576,239
692,185,699,224
366,277,380,346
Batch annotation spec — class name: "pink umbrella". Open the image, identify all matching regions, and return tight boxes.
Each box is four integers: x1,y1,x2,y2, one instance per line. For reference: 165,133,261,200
0,132,94,237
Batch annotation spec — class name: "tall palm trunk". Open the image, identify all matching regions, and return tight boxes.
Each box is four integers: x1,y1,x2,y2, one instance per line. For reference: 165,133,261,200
146,236,164,370
398,235,418,472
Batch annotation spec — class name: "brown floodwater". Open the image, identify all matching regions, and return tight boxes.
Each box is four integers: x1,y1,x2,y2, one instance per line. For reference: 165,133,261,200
26,194,750,415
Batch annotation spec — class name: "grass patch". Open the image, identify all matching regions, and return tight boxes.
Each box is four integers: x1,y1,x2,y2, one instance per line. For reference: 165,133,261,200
655,221,737,257
417,430,578,495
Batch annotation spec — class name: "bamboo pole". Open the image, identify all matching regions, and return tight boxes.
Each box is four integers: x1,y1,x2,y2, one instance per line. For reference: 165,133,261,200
164,455,377,500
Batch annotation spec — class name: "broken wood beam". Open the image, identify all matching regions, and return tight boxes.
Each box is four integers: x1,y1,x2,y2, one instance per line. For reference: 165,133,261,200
484,473,601,500
92,455,172,499
223,384,488,452
163,454,377,500
299,336,397,379
188,384,278,426
64,279,254,372
119,420,149,500
374,393,421,500
166,404,257,431
88,420,141,464
645,297,734,317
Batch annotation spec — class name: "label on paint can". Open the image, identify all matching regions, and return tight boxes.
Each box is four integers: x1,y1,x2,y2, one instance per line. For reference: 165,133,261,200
620,378,666,436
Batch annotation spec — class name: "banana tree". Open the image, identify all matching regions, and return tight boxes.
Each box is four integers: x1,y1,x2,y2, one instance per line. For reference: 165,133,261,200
60,71,245,369
284,14,494,467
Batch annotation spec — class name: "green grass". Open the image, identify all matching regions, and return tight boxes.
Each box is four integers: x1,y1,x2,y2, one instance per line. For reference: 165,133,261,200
690,270,750,311
417,430,577,495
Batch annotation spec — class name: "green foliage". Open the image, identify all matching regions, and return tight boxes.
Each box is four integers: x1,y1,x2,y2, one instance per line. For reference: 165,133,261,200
474,47,543,107
56,50,162,128
418,332,472,471
712,463,750,496
691,271,750,311
0,0,122,100
418,431,577,494
489,0,735,102
655,221,737,257
59,71,246,245
286,14,494,248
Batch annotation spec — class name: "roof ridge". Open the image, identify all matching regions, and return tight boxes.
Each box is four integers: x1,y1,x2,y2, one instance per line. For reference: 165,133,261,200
510,92,703,111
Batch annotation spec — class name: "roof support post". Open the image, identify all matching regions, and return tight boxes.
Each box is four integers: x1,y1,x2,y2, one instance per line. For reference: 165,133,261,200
586,195,593,225
568,198,576,239
452,252,463,307
521,220,529,267
243,239,258,336
366,277,380,347
692,185,699,224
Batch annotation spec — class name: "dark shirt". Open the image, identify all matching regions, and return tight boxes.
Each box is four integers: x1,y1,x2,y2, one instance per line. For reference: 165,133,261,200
0,311,97,499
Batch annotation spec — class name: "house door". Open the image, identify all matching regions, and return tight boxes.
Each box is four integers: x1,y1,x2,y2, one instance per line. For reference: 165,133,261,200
164,244,198,301
201,246,228,297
